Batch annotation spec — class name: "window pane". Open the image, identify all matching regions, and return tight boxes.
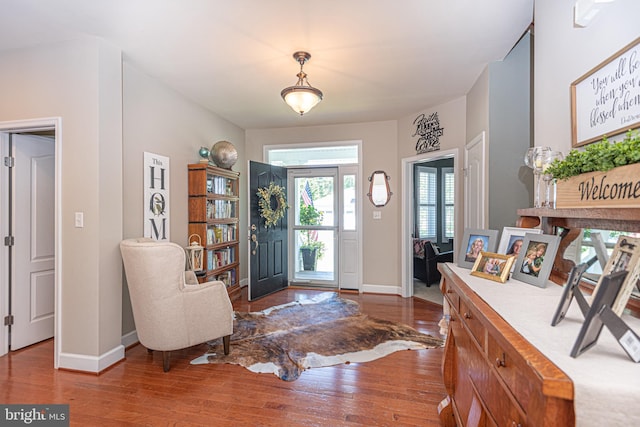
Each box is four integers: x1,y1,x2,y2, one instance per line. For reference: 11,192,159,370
295,176,334,226
418,206,436,238
268,145,358,166
442,169,455,240
417,168,437,238
418,171,436,204
444,172,454,204
444,206,455,238
343,174,356,231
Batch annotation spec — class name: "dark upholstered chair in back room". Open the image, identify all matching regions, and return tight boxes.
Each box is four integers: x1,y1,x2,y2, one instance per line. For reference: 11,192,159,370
413,239,454,287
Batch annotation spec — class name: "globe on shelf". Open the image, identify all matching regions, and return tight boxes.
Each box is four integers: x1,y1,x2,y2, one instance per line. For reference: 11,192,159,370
209,140,238,170
198,146,210,163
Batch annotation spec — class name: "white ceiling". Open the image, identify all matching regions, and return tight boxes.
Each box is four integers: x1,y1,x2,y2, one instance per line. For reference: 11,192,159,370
0,0,533,130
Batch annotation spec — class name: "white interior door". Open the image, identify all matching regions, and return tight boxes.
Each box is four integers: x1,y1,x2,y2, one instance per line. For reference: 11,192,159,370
464,132,486,229
10,134,55,350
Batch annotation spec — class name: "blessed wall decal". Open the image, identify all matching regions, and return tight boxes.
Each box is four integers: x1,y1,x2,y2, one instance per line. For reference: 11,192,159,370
413,112,444,154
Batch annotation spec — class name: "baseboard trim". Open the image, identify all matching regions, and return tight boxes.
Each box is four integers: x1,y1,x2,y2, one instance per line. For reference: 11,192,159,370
121,330,139,349
58,344,125,373
362,284,401,295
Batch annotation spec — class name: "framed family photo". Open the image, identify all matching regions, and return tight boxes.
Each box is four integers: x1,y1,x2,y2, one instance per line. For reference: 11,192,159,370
498,227,543,272
457,228,499,269
497,227,542,257
591,235,640,315
512,233,560,288
470,252,515,283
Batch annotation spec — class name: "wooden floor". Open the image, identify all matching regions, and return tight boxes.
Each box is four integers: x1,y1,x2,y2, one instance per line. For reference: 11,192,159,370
0,288,446,426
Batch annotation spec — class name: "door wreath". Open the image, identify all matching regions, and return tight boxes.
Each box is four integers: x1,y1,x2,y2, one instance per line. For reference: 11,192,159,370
257,182,288,227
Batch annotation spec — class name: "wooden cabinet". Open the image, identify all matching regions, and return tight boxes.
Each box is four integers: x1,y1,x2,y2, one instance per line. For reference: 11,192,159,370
438,263,574,427
188,163,241,301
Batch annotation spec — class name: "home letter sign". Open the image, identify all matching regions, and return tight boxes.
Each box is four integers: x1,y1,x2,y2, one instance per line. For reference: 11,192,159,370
143,152,170,240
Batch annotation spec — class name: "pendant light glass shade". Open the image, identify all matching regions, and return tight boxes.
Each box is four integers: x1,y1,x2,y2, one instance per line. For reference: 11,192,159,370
281,51,323,115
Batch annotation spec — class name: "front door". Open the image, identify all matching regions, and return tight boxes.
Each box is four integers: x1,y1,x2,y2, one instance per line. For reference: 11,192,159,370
10,134,55,350
248,161,288,300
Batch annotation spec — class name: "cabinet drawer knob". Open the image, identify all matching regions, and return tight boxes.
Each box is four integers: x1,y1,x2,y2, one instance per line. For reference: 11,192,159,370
496,354,506,368
464,312,471,319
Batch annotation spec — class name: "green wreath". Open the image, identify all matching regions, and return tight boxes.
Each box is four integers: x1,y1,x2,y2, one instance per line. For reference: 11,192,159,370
257,182,288,227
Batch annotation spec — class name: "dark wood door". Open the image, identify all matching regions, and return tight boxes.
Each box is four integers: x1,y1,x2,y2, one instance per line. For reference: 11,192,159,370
249,161,288,300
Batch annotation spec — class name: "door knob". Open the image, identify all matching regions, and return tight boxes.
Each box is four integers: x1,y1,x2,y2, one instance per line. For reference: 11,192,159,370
251,234,258,255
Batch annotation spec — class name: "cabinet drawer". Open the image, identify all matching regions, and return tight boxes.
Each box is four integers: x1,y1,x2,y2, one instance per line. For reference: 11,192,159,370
478,367,527,427
443,283,460,312
487,333,535,412
459,299,485,349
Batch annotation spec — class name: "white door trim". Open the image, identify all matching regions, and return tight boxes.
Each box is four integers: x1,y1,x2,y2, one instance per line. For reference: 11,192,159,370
0,117,62,368
401,148,459,298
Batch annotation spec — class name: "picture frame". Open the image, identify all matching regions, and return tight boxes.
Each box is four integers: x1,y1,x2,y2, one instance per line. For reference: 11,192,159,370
591,235,640,315
498,227,543,273
511,233,561,288
551,262,591,327
470,251,515,283
570,37,640,148
570,270,628,358
497,226,543,264
457,228,499,269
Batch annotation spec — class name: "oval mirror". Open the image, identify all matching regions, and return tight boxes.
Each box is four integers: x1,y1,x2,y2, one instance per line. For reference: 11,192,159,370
367,171,392,207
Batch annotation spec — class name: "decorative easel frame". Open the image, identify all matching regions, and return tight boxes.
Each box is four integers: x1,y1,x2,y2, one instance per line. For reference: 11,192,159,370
553,267,640,363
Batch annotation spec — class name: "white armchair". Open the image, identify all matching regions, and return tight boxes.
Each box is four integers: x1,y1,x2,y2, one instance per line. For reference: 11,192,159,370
120,238,233,372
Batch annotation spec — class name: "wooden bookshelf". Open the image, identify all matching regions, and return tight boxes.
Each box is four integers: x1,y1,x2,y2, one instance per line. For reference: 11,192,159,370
188,163,241,300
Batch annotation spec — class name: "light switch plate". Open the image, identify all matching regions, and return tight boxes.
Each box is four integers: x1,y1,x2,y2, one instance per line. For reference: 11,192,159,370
74,212,84,228
373,211,382,219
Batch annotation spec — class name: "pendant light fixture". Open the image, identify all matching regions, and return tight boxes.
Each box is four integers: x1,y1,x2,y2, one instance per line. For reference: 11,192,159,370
281,51,323,115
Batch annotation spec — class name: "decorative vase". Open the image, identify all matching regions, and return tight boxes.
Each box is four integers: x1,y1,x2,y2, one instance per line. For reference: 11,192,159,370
210,140,238,170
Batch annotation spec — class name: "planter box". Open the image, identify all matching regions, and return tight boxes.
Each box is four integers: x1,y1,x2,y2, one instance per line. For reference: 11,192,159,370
556,162,640,208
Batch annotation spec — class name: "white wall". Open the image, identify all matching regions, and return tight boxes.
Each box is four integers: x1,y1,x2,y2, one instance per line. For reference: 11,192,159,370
0,37,124,368
121,63,246,336
535,0,640,153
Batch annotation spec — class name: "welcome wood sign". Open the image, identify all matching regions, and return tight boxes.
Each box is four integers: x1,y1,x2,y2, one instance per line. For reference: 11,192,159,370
555,162,640,208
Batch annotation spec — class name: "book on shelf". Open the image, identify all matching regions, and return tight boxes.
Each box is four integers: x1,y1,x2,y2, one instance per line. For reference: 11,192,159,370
215,269,236,287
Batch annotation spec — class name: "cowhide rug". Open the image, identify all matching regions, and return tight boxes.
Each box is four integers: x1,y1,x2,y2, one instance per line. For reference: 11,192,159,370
191,292,443,381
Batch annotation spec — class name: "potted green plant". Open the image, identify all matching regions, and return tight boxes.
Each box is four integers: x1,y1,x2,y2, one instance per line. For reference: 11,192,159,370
545,130,640,180
299,204,325,271
544,130,640,209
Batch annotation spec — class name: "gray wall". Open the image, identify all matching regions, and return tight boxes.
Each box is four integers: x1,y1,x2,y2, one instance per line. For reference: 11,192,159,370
488,31,533,229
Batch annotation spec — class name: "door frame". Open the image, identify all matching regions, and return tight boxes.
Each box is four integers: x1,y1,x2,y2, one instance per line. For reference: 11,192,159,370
0,117,62,367
263,141,363,292
401,148,459,298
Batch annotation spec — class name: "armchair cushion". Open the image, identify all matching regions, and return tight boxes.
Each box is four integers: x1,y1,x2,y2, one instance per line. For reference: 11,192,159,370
413,238,427,259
